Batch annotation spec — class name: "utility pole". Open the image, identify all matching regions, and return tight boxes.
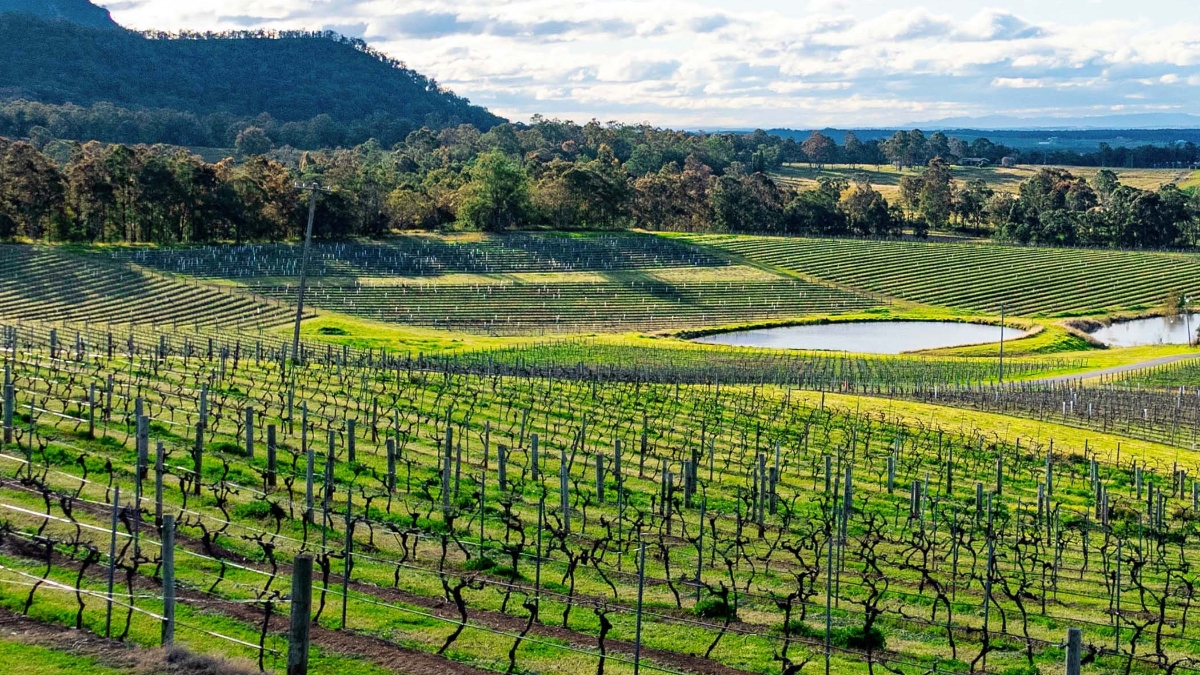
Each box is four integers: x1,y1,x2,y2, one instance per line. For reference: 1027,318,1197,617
291,182,328,370
1185,296,1194,347
998,302,1006,383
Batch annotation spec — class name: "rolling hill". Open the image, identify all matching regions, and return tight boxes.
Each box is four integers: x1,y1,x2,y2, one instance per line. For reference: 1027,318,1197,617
0,0,503,147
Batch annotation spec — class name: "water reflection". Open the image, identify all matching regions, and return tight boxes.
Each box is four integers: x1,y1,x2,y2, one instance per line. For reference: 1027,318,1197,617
1090,314,1200,347
693,321,1027,355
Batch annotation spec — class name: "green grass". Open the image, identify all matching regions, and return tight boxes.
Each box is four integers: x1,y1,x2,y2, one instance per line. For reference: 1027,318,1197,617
1178,170,1200,190
0,638,126,675
1114,356,1200,388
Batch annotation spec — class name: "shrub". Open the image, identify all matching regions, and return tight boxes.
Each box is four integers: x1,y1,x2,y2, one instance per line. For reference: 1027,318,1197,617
694,598,736,620
833,626,887,651
463,556,497,571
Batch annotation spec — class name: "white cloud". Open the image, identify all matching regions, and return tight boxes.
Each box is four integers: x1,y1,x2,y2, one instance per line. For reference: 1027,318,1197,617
95,0,1200,127
993,78,1045,89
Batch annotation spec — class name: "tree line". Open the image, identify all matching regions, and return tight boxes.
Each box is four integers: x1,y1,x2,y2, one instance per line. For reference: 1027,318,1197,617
0,120,1197,248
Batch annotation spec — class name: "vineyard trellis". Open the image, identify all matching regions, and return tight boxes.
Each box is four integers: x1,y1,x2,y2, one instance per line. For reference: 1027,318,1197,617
0,318,1198,675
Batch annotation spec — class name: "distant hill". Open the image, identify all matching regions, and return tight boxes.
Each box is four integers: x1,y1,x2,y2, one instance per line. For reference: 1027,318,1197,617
768,127,1200,153
0,0,115,29
0,0,504,148
905,113,1200,130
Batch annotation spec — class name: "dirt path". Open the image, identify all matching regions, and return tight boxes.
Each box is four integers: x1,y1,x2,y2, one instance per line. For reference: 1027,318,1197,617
1026,353,1199,385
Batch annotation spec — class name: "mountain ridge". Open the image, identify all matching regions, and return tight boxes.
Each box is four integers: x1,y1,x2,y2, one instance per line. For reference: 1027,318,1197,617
0,0,504,147
0,0,116,28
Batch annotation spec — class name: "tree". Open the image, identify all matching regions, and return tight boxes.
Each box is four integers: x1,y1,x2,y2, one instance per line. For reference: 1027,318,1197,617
898,175,922,217
882,130,929,170
928,132,952,161
953,179,994,227
840,179,896,236
801,132,837,170
1092,169,1120,204
457,151,533,231
843,132,865,168
783,178,846,235
0,140,66,239
710,172,784,233
235,127,274,157
917,158,954,232
625,144,663,177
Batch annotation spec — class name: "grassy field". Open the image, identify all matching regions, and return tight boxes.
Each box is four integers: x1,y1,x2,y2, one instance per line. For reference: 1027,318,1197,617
1178,170,1200,190
771,163,1187,201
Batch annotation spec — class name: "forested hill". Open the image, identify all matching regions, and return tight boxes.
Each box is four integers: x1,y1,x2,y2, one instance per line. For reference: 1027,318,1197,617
0,0,115,28
0,2,503,147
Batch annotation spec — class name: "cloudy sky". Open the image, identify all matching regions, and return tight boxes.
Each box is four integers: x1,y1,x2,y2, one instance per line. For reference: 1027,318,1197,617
97,0,1200,128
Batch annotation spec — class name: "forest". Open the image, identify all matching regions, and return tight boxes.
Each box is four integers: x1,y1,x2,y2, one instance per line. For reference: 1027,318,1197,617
0,121,1197,249
0,13,502,147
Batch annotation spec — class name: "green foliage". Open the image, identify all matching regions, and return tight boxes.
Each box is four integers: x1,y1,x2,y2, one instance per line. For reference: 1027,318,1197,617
0,13,501,147
693,598,736,620
457,151,534,231
780,621,887,651
233,499,273,521
0,0,117,29
835,626,887,652
209,441,245,457
317,326,350,336
462,556,498,571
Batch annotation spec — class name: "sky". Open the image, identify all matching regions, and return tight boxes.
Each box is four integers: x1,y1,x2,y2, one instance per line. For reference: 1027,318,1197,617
96,0,1200,129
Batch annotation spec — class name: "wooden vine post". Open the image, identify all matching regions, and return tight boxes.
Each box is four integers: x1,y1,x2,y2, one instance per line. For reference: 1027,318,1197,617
288,554,314,675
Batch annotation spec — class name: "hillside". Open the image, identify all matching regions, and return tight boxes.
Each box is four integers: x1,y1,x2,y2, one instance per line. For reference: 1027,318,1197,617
0,0,114,28
0,1,503,146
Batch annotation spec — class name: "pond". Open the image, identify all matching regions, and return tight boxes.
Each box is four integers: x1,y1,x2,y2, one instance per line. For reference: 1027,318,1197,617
1090,314,1200,347
692,321,1027,355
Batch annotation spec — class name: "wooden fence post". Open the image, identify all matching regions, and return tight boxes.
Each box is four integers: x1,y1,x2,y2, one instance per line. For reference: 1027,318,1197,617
267,424,277,487
105,486,120,638
386,439,396,493
634,538,646,675
442,425,452,515
288,555,314,675
342,491,353,630
560,447,570,533
161,514,176,646
87,382,96,439
2,364,11,445
498,444,508,490
154,441,164,530
193,423,204,495
595,454,605,502
531,433,540,480
245,406,255,459
1065,627,1082,675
